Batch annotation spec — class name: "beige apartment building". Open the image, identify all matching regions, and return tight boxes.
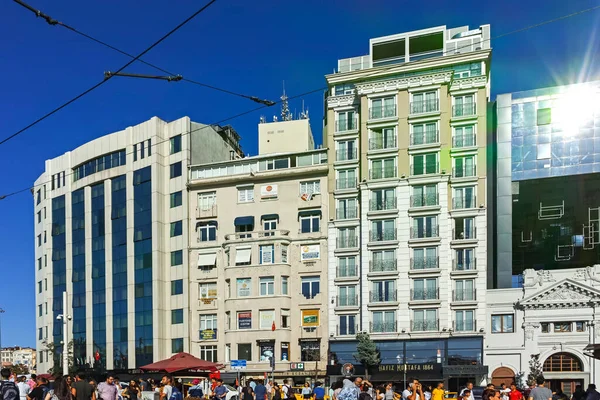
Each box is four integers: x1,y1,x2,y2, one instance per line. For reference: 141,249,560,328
324,25,492,386
188,114,329,379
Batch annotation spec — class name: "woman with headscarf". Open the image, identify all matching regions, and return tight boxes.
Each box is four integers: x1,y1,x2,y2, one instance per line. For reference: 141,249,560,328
337,380,360,400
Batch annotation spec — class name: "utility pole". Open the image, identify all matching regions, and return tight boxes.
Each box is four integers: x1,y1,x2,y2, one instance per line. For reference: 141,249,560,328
57,292,71,376
0,308,5,353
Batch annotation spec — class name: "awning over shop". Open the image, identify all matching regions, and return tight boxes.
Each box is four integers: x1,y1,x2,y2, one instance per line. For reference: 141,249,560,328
261,214,279,221
197,253,216,267
234,216,254,226
235,247,252,264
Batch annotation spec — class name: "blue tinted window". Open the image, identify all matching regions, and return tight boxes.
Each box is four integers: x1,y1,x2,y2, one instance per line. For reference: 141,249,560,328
170,162,182,178
171,250,183,266
171,279,183,295
172,338,184,353
171,309,184,324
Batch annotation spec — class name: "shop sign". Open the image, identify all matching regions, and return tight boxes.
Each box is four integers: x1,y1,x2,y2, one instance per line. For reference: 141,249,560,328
261,185,278,199
301,310,320,327
260,342,275,362
238,312,252,329
443,364,489,376
290,362,305,371
372,363,442,380
199,328,217,340
301,244,320,261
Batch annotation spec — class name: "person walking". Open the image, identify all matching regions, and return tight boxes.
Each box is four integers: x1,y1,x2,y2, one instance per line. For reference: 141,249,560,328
508,383,522,400
241,383,253,400
1,368,19,400
528,377,552,400
337,380,359,400
254,381,267,400
585,385,600,400
17,376,31,400
122,381,140,400
460,384,474,400
72,374,95,400
27,376,37,392
281,381,291,400
97,376,118,400
314,383,325,400
431,383,444,400
213,380,227,400
159,376,173,400
44,376,73,400
571,386,585,400
27,377,49,400
302,383,312,400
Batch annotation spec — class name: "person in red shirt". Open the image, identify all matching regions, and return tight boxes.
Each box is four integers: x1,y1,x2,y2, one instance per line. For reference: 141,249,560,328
509,383,523,400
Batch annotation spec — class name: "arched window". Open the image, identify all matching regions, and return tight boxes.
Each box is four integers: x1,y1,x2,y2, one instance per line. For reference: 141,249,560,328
543,352,583,372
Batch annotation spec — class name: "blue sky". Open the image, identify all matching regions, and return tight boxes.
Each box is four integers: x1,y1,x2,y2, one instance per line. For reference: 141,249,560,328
0,0,599,348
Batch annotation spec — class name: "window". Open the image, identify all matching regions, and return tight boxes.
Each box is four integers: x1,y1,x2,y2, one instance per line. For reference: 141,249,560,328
412,278,437,300
200,345,217,362
370,96,396,119
140,140,145,159
370,158,396,179
491,314,514,333
260,310,275,329
238,343,252,361
235,247,252,266
300,341,321,362
541,322,550,333
338,315,357,336
172,338,184,353
36,190,41,205
260,245,274,264
337,198,358,219
238,186,254,203
171,250,183,266
453,187,476,209
198,223,217,242
537,108,551,125
338,286,357,306
260,277,275,296
170,135,182,154
38,328,43,340
413,309,437,331
411,216,438,239
235,278,250,297
455,248,475,270
370,189,395,211
337,227,358,248
455,279,475,301
453,156,476,178
37,258,42,270
37,211,41,223
200,314,217,330
454,217,476,239
411,184,437,207
338,256,357,277
369,127,396,150
171,279,183,295
453,125,476,147
281,276,288,295
38,304,43,317
171,309,184,324
225,344,231,362
455,310,475,332
200,283,217,299
336,110,357,132
281,245,288,263
299,211,320,233
38,281,42,293
412,247,437,270
300,180,321,195
543,353,582,372
412,153,438,175
170,161,182,178
301,276,320,299
411,91,438,114
170,191,183,208
147,139,151,156
453,94,475,117
537,143,551,160
336,140,357,161
43,231,47,243
281,309,290,328
44,254,47,267
576,322,586,332
198,192,217,210
133,143,138,161
263,218,277,235
370,219,396,241
170,221,183,237
371,280,396,302
37,234,41,247
554,322,572,333
372,311,396,333
411,122,438,145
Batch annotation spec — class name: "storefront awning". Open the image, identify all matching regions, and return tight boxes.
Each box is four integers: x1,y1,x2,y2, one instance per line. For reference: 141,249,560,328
261,214,279,221
234,216,254,226
197,253,216,267
235,248,251,264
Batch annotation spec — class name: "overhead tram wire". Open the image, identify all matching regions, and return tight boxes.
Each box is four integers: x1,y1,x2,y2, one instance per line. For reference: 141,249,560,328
0,86,326,200
2,4,600,199
0,0,219,147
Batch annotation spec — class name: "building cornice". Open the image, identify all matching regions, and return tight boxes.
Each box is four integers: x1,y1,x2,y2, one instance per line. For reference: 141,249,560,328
449,75,488,92
355,71,454,96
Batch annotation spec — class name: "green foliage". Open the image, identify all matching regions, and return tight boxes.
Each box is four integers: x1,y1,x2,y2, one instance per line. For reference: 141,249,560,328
527,353,543,386
353,332,380,377
42,340,75,375
10,364,29,375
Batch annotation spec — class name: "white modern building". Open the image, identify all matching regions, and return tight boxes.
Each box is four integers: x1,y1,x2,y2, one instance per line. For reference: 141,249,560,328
33,116,242,373
486,266,600,395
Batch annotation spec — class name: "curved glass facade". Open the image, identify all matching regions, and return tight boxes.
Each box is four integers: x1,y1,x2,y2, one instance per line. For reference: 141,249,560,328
71,189,86,364
111,175,128,369
91,183,106,361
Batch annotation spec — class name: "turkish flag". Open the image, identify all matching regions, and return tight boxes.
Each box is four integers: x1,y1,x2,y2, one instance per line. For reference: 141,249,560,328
95,350,100,361
272,321,276,331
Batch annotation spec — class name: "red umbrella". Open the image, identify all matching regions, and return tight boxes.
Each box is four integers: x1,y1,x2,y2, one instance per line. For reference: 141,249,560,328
139,352,223,373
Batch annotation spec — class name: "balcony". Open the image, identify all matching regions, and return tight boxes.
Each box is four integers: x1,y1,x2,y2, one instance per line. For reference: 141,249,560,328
336,295,359,307
452,103,476,118
369,290,398,303
337,236,359,249
411,319,439,332
369,137,397,151
452,134,477,148
410,130,440,146
337,265,358,278
410,163,439,176
410,288,439,301
453,258,477,271
410,257,439,270
336,324,359,336
410,99,439,115
369,166,397,180
370,259,397,273
410,225,439,239
452,197,477,210
452,165,477,178
224,229,290,241
454,319,477,333
336,149,358,162
196,205,217,219
297,228,321,235
336,178,358,190
369,105,397,120
335,118,358,133
453,289,477,302
370,229,397,242
369,198,397,212
453,227,477,240
370,321,397,333
336,207,358,220
410,193,439,208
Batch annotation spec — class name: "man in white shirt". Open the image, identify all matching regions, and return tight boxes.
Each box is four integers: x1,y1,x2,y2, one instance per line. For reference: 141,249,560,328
282,380,291,400
17,376,31,400
160,376,173,400
459,383,474,400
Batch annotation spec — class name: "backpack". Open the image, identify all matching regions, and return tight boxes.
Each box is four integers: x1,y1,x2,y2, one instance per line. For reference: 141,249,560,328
0,381,20,400
41,386,50,400
169,387,183,400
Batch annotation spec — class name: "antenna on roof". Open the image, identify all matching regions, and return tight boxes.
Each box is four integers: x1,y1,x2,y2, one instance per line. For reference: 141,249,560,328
281,81,292,121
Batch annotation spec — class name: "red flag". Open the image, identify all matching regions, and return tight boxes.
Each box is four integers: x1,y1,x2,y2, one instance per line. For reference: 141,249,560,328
95,350,100,361
272,321,276,331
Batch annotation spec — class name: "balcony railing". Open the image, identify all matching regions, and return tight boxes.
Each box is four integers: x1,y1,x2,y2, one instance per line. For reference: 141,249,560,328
370,166,397,180
453,258,477,271
410,162,439,176
452,103,476,117
453,196,477,210
225,230,290,241
336,295,359,307
337,324,359,336
369,137,397,150
369,290,398,303
336,149,358,162
410,99,439,114
454,319,477,332
410,130,440,146
369,104,397,120
370,228,397,242
369,198,397,211
336,207,358,220
452,165,477,178
410,193,439,208
337,236,359,249
453,289,477,302
452,134,477,148
411,319,439,332
370,259,397,272
410,288,440,301
196,205,217,219
410,225,439,239
297,227,321,235
337,265,358,278
370,321,397,333
336,178,358,190
410,256,439,270
335,118,358,133
453,227,477,240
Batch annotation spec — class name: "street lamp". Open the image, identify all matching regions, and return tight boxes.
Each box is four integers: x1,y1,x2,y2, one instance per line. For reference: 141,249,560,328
56,292,71,376
0,308,5,352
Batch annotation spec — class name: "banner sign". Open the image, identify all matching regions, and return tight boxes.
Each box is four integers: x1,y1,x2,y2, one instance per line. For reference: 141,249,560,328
199,329,217,340
301,244,320,261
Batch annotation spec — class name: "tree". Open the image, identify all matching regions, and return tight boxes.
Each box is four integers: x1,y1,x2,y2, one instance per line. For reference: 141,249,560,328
527,353,543,386
353,332,380,379
42,340,75,375
10,364,29,375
